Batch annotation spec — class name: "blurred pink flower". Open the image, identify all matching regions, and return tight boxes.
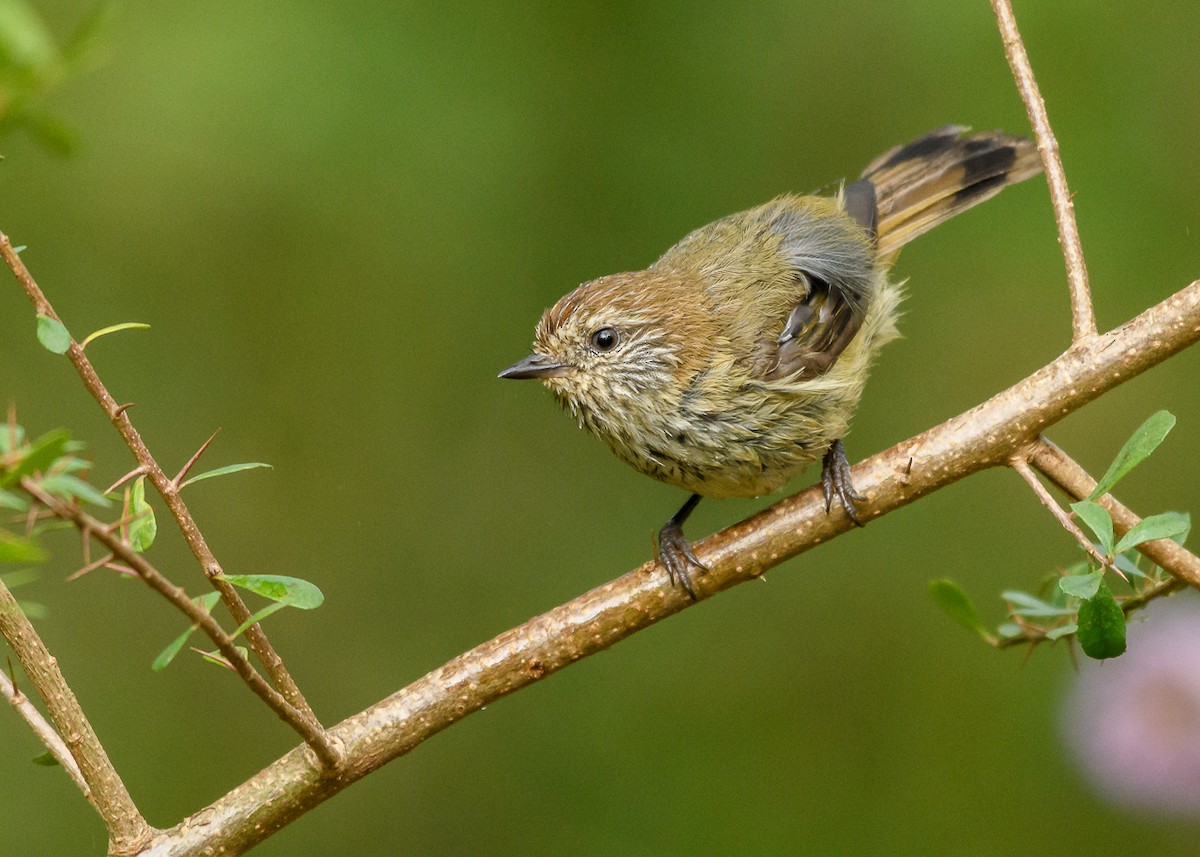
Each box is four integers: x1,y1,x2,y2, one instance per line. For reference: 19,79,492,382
1064,597,1200,815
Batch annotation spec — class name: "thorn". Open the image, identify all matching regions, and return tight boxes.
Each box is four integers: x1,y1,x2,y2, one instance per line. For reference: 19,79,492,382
189,646,236,671
112,403,135,418
103,466,147,496
66,553,115,582
173,428,221,488
102,562,138,578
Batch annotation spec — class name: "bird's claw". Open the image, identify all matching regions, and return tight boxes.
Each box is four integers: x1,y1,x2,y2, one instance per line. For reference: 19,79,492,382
822,439,866,526
656,520,707,600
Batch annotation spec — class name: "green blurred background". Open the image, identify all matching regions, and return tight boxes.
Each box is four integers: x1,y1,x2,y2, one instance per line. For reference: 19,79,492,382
2,1,1199,854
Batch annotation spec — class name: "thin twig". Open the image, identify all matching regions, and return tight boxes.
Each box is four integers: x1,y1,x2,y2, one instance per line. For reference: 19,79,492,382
0,570,151,850
0,230,318,723
0,664,90,797
142,278,1200,856
1010,453,1118,574
991,0,1097,342
19,479,343,770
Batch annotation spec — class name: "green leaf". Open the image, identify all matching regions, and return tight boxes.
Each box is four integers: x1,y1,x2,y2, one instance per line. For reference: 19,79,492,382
1,429,69,487
221,574,324,609
197,645,247,671
996,623,1023,638
31,751,60,767
1001,590,1075,618
1172,512,1192,547
18,600,46,619
0,536,46,564
1,567,40,588
80,322,150,349
0,424,25,454
151,592,221,672
1071,500,1114,555
1113,552,1146,579
928,579,988,638
1077,581,1127,660
37,473,111,507
180,462,272,489
126,477,156,552
1045,623,1078,641
1089,411,1176,500
1114,512,1192,555
0,489,29,511
229,601,288,639
1059,571,1103,600
35,314,70,354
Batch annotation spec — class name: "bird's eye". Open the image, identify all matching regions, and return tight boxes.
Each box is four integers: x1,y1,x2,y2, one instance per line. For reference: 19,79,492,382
590,327,619,352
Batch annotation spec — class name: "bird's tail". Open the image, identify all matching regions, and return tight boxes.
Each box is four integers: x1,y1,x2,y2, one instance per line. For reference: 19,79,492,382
844,125,1043,259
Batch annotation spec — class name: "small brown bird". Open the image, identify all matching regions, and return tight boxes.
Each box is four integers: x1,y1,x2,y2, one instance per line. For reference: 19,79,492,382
501,126,1041,598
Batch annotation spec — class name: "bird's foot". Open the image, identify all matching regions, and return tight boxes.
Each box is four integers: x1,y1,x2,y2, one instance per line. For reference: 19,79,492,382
822,439,865,526
656,519,706,601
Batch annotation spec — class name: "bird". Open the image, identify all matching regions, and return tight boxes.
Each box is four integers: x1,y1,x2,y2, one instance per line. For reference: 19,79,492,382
500,125,1042,599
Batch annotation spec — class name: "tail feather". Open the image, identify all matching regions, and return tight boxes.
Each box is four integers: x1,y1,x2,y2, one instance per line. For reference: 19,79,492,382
854,125,1042,258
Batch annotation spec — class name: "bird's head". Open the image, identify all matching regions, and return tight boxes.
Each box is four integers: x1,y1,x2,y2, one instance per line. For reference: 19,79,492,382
499,272,695,429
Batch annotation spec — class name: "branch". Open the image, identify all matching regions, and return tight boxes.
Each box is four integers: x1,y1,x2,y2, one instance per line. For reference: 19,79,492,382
140,279,1200,855
19,479,342,770
0,571,151,852
0,661,90,798
991,0,1096,341
1029,437,1200,587
0,232,318,724
1009,453,1116,574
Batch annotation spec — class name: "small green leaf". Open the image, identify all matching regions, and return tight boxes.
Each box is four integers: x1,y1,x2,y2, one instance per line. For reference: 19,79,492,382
1077,581,1127,660
0,424,25,454
1114,512,1191,555
1113,552,1146,579
18,600,47,619
1001,590,1075,618
230,602,288,639
1045,623,1078,641
80,322,150,349
151,592,222,672
1089,411,1176,500
1172,512,1192,547
1,568,40,588
220,574,323,609
0,536,46,564
196,645,247,671
126,477,156,553
1,429,69,488
1059,571,1103,600
1071,500,1114,555
35,314,71,354
996,623,1023,638
31,751,60,767
928,579,988,638
38,474,111,507
180,462,272,489
0,489,29,511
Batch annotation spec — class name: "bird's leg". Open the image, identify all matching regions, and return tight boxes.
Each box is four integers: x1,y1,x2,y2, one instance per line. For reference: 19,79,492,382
656,493,707,600
821,439,865,526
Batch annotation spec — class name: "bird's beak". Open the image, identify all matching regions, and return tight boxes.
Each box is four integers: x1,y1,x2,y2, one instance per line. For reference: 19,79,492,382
498,353,571,380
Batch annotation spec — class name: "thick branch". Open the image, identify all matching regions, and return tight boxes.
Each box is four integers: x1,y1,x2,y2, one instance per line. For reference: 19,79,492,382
19,480,342,770
0,232,317,722
141,278,1200,856
991,0,1096,341
0,574,151,852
